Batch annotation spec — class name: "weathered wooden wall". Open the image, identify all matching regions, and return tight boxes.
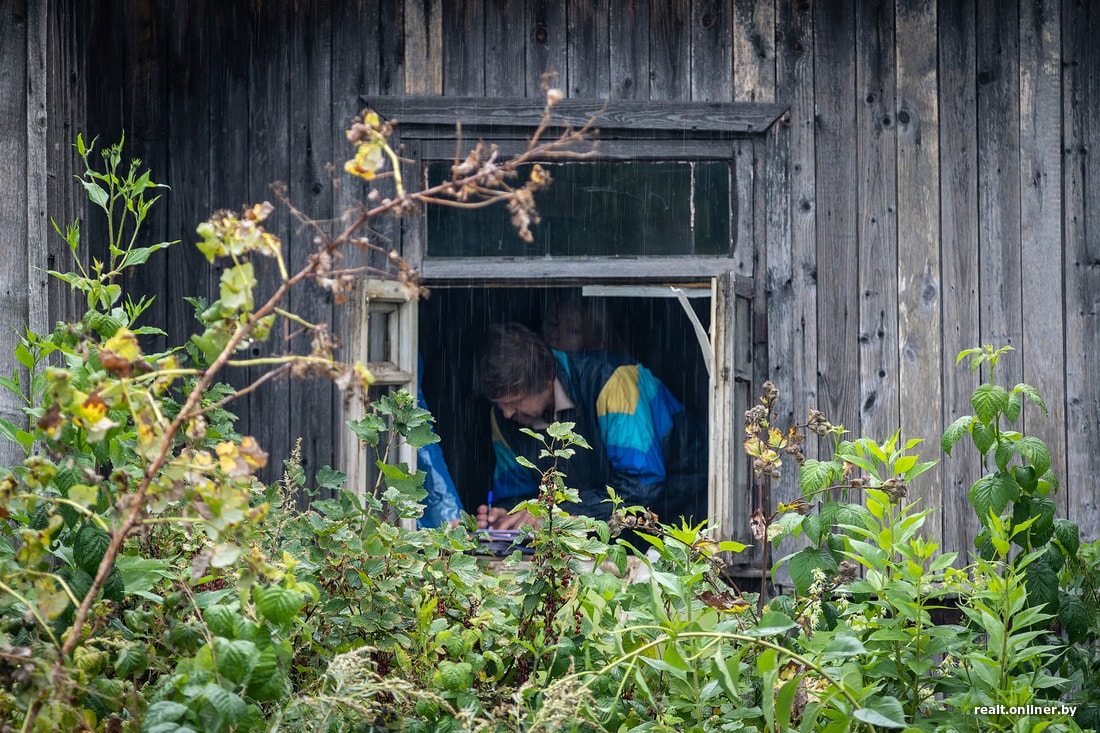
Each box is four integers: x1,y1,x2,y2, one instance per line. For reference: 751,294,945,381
34,0,1098,555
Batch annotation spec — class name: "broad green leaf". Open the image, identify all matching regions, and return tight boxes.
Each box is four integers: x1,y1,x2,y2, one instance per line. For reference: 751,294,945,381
1053,518,1080,557
1014,382,1048,415
314,465,346,491
746,611,799,637
114,643,149,678
253,584,304,626
800,459,838,494
971,383,1010,425
245,646,285,702
1023,559,1059,613
820,634,867,659
200,682,247,726
893,454,917,474
73,523,111,574
213,637,258,685
143,700,189,726
1016,436,1052,477
971,421,996,455
969,473,1017,526
204,605,238,638
1059,596,1090,644
120,242,172,269
853,696,907,728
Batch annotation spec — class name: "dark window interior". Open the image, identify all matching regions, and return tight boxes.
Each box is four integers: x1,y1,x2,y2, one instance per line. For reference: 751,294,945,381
418,286,711,514
425,161,732,258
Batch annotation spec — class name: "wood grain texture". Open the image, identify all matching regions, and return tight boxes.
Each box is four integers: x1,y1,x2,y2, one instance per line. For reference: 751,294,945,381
691,0,733,101
45,3,88,329
404,0,442,94
937,0,982,558
894,0,942,544
443,1,485,95
734,0,777,103
568,0,610,97
0,2,30,467
128,2,172,353
1018,0,1067,510
245,0,292,480
525,0,567,96
288,0,338,485
26,0,49,342
164,0,213,365
650,0,690,100
976,0,1023,389
813,2,860,443
609,0,649,99
855,0,899,447
1062,0,1100,543
485,0,527,96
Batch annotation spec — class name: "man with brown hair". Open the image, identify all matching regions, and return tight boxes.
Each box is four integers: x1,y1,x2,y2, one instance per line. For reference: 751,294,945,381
476,323,707,530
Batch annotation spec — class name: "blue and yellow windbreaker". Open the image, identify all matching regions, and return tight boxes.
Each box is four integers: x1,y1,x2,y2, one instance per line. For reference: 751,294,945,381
489,350,706,522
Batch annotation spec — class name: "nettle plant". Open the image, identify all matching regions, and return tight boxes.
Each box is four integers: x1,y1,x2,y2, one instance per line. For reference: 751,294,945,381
942,345,1081,626
740,358,1093,732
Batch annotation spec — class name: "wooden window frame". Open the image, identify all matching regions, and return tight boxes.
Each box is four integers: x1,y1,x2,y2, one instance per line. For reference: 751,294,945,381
354,96,785,566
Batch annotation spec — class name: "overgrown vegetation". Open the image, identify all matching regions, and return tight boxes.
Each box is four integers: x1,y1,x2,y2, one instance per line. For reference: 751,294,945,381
1,99,1098,731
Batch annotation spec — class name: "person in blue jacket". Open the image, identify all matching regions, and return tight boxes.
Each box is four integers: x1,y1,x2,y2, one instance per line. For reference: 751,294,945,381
475,322,706,530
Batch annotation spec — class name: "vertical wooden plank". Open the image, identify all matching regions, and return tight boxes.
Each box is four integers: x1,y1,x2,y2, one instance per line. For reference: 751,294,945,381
26,0,48,343
442,2,484,95
0,2,30,466
769,0,815,586
609,0,649,99
733,140,755,278
774,0,816,446
288,0,337,482
691,0,733,101
1062,0,1100,543
526,0,567,95
1018,0,1067,509
855,0,899,447
976,0,1023,388
120,1,171,355
813,2,859,441
246,0,292,479
404,0,442,94
733,0,776,103
650,0,690,101
379,0,404,95
45,2,88,328
485,0,527,95
938,0,982,559
165,0,213,358
895,0,942,545
567,0,610,97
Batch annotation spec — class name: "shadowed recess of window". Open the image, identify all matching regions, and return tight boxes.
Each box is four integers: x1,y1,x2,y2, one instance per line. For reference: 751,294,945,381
426,161,731,257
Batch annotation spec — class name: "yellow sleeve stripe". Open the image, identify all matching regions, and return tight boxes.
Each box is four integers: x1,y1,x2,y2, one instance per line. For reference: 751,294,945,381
596,365,641,416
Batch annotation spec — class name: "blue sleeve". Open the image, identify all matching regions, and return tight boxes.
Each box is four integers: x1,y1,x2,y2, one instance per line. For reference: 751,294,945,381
416,376,463,528
417,440,463,528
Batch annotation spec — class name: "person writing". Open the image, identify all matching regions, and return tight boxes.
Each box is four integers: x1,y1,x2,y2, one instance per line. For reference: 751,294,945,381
476,323,706,530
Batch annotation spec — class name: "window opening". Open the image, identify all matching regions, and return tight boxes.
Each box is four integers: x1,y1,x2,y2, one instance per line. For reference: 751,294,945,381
418,285,713,524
